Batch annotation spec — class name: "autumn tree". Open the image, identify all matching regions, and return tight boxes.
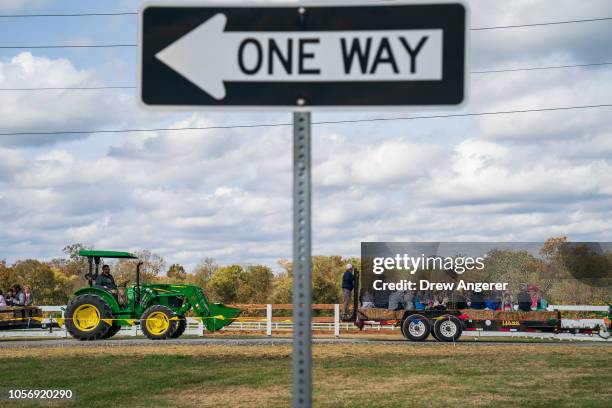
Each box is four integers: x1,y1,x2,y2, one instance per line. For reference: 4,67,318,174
10,260,76,304
237,265,274,303
114,250,165,285
0,259,12,292
45,243,90,290
190,258,218,290
167,263,187,281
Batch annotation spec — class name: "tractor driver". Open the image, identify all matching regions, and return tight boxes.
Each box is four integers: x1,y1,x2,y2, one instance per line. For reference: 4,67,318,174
95,264,118,296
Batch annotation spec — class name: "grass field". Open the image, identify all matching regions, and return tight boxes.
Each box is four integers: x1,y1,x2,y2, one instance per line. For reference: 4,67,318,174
1,343,611,407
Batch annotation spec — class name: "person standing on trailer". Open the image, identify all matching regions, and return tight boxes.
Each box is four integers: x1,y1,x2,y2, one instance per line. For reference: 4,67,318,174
341,264,355,319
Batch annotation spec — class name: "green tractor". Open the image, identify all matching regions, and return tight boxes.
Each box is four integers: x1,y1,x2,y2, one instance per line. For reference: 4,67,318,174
64,250,240,340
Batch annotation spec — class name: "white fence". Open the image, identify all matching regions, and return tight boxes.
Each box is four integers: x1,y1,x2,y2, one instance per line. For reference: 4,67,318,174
1,304,609,342
0,304,344,339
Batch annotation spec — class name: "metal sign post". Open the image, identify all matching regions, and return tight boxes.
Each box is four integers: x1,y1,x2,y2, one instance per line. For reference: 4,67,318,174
139,4,468,408
292,111,312,408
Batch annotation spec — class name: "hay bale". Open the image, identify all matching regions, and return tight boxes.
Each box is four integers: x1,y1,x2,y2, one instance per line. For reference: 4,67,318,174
358,308,403,320
460,309,557,321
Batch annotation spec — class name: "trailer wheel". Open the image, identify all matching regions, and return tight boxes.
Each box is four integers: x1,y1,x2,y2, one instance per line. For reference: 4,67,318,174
433,316,462,342
170,317,187,338
401,314,431,341
431,329,440,341
141,305,179,340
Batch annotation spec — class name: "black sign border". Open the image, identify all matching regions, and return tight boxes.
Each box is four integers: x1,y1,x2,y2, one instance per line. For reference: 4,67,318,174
140,2,467,109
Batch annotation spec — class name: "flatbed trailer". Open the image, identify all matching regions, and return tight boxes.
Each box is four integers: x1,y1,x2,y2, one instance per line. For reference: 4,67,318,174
355,307,610,341
350,272,611,341
0,306,49,331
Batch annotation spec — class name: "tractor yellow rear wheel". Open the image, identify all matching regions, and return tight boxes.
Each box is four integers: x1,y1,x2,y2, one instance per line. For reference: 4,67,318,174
141,305,178,340
65,294,113,341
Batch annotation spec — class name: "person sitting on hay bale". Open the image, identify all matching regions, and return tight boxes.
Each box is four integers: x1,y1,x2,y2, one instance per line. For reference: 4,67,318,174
518,284,532,311
361,290,375,309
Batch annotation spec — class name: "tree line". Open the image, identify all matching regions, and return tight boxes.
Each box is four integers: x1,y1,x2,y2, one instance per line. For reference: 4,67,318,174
0,243,359,306
0,238,609,306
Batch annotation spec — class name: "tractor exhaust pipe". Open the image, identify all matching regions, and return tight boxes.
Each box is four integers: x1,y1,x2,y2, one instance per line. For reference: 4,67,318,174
136,261,144,304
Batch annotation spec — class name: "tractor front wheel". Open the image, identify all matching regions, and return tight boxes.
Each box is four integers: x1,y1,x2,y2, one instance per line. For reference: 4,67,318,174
65,294,113,341
102,324,122,339
141,305,179,340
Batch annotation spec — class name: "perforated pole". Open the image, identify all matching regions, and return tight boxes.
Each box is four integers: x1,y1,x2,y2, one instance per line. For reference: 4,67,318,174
292,111,312,408
266,303,272,337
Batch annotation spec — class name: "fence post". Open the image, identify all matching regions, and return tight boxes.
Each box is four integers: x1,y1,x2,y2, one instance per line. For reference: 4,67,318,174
334,304,340,337
267,304,273,337
61,307,67,337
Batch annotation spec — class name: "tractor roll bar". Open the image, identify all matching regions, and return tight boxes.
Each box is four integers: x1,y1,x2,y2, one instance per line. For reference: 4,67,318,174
86,256,101,286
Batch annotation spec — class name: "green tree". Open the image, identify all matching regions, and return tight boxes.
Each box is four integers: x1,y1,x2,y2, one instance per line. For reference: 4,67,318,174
237,265,274,303
210,265,243,303
270,272,292,303
273,256,360,304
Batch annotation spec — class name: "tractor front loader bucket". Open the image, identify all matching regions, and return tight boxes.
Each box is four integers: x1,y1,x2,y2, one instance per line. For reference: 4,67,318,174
204,303,241,332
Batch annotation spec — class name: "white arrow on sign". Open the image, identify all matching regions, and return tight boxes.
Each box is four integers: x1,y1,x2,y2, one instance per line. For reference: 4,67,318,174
155,13,443,100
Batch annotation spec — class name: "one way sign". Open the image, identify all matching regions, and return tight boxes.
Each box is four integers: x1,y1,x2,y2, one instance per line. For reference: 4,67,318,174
140,2,467,109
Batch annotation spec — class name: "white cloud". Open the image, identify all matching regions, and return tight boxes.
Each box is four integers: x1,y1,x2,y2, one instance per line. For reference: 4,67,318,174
314,136,442,187
416,138,612,205
0,52,154,146
470,0,612,66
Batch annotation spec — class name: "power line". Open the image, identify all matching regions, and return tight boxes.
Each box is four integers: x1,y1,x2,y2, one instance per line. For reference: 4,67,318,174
0,44,135,49
1,103,610,137
0,16,611,49
472,16,612,30
2,62,611,92
0,12,137,18
1,11,611,31
470,61,612,74
0,86,134,91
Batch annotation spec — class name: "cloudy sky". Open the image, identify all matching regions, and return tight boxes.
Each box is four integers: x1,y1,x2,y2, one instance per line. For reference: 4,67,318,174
1,0,611,270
